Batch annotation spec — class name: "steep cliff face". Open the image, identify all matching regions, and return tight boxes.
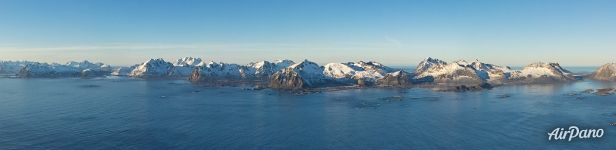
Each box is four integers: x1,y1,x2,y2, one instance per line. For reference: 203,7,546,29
377,71,412,87
591,63,616,81
268,68,306,90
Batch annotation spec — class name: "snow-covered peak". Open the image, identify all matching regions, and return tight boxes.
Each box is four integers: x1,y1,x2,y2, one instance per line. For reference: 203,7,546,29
520,62,571,77
16,60,112,77
322,61,395,84
248,61,269,69
129,58,174,78
174,57,202,66
245,61,276,77
65,60,104,70
269,60,327,89
352,61,394,73
323,63,357,79
453,60,470,66
415,57,447,74
510,62,574,82
468,59,512,73
206,61,219,67
189,61,246,82
288,60,324,78
19,62,83,77
390,70,403,76
413,58,513,83
274,59,295,67
241,60,297,78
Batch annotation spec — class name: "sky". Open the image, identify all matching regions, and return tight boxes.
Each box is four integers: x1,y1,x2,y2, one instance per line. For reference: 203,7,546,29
0,0,615,66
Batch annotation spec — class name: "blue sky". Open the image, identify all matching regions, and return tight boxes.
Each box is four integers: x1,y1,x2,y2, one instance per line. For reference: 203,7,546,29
0,0,615,66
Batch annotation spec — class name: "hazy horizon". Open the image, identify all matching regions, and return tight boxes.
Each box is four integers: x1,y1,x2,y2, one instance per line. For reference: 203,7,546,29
1,0,615,66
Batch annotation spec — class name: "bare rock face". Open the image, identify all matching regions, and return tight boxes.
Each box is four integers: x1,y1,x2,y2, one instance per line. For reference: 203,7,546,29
377,71,411,87
188,67,205,82
446,83,493,92
592,63,616,81
268,68,305,90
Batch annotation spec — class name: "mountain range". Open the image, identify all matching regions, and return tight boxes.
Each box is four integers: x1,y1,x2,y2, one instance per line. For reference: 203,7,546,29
2,57,615,90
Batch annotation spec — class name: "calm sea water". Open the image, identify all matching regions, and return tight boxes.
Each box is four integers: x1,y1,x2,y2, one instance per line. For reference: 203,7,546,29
0,77,615,149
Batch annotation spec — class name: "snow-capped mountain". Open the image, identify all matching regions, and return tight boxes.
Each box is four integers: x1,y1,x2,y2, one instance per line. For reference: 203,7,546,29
0,61,37,74
509,62,575,82
4,57,593,90
286,60,326,82
244,59,296,78
413,58,485,83
168,57,204,77
189,59,296,82
111,65,137,76
469,59,513,81
323,61,395,84
66,60,105,70
189,61,244,82
19,63,79,77
129,57,209,78
274,59,295,68
415,57,447,74
18,60,110,77
323,63,357,79
591,63,616,81
413,57,573,84
129,58,174,78
174,57,203,67
269,60,329,89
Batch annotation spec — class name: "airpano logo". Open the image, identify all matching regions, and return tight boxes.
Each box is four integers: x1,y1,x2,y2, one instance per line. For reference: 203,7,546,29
547,126,604,141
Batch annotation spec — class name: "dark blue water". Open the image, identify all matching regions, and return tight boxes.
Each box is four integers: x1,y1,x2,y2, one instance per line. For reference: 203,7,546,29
0,77,615,149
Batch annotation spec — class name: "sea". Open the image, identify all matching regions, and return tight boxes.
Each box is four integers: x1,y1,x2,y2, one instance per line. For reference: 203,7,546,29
0,67,615,149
